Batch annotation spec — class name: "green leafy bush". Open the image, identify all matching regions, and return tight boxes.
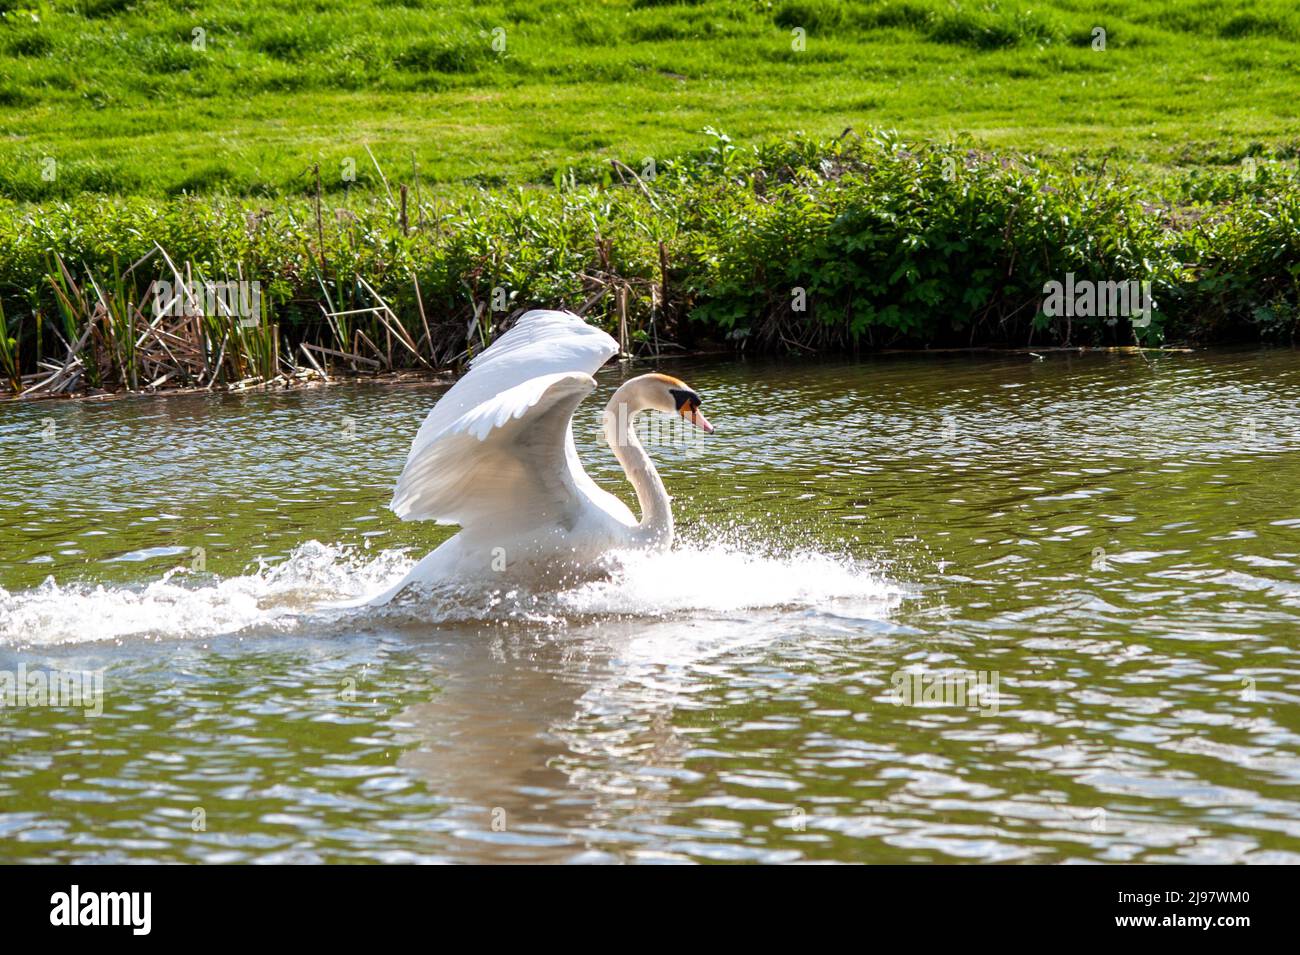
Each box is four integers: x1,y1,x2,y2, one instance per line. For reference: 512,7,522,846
0,132,1297,393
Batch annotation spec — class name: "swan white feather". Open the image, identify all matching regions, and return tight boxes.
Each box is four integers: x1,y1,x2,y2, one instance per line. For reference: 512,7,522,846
400,309,618,468
365,308,711,604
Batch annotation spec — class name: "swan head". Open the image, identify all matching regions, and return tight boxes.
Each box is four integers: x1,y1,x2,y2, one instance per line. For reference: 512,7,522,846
633,373,714,433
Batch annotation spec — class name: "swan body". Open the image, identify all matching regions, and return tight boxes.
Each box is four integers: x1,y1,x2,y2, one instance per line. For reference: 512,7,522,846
368,309,712,604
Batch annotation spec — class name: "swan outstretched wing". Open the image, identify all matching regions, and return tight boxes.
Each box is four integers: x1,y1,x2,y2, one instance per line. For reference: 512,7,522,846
389,310,623,531
401,309,617,466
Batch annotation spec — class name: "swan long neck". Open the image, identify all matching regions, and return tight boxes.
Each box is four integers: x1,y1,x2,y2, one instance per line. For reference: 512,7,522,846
603,385,673,547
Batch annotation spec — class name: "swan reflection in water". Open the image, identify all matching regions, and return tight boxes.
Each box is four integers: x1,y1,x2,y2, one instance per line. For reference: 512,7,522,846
383,574,902,863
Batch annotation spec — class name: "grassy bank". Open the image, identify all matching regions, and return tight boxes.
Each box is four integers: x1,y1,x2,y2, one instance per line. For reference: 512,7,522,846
2,0,1298,198
3,0,1298,394
2,131,1297,396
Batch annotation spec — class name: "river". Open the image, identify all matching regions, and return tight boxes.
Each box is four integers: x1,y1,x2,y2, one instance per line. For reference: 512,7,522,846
2,348,1298,863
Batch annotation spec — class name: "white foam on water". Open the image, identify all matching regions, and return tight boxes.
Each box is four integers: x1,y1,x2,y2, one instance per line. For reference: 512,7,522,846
0,541,411,647
0,534,899,646
553,542,898,619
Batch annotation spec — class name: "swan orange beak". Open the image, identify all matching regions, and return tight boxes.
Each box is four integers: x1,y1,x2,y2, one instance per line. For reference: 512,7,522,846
682,406,714,433
668,384,714,433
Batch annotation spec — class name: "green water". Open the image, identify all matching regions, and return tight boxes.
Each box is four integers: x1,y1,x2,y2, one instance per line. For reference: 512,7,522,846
2,349,1299,863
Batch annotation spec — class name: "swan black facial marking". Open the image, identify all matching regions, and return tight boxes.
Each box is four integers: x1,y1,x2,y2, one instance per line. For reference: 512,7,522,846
668,388,700,411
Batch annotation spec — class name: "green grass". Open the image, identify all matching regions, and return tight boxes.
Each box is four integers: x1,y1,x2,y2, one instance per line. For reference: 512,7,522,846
1,0,1298,199
0,2,1297,385
2,132,1297,397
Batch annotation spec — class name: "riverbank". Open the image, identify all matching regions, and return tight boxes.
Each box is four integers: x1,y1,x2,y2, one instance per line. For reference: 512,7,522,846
2,132,1297,399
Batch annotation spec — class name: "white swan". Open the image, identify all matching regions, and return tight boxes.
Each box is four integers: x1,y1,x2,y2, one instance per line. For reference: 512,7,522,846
367,309,713,604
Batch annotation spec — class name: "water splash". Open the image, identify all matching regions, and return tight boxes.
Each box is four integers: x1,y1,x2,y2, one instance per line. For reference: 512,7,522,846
0,535,899,647
555,541,897,618
0,542,410,647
